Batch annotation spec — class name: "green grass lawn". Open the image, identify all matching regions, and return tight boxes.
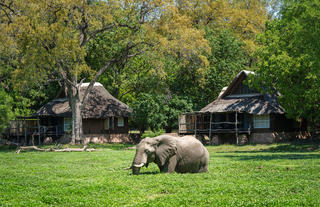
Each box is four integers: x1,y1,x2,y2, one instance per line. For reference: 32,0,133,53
0,143,320,207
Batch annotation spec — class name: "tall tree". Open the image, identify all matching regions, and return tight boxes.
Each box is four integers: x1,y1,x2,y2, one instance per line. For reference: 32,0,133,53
0,0,209,143
176,0,268,56
130,93,166,135
0,89,13,135
202,28,249,104
166,28,248,109
162,95,193,132
253,0,320,134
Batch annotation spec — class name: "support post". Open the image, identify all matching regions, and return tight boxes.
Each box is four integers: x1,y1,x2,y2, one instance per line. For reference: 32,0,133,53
24,118,27,145
17,121,20,143
235,112,238,145
37,118,41,145
178,114,180,135
209,113,212,144
194,114,197,137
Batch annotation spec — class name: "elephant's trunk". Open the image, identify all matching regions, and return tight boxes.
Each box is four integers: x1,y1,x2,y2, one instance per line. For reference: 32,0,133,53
132,166,141,175
132,150,147,175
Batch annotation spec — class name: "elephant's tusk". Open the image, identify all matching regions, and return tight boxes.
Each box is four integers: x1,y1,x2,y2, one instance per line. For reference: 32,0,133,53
133,163,145,168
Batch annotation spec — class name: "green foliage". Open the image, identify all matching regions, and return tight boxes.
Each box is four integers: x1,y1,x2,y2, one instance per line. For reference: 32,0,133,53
0,144,320,206
141,129,165,139
203,28,249,104
130,93,193,133
0,0,210,141
253,0,320,132
176,0,269,55
162,95,193,132
0,89,14,134
130,93,166,134
166,28,248,110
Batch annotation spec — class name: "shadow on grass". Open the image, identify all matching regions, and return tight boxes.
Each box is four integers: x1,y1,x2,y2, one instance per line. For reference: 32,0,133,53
132,171,159,175
0,145,18,152
222,153,320,161
216,140,320,153
261,142,320,153
0,143,135,152
87,143,135,150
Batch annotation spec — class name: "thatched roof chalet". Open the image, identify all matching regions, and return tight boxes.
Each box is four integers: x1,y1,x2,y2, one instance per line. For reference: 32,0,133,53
200,70,285,115
34,83,132,118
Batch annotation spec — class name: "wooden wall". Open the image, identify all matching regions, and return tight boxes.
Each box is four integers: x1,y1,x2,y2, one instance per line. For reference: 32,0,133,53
82,117,129,134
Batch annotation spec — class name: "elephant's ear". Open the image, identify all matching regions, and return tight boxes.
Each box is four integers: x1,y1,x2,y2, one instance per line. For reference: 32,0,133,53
155,136,177,166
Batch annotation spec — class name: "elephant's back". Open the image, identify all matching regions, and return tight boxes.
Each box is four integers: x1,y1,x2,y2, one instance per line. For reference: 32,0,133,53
178,136,205,149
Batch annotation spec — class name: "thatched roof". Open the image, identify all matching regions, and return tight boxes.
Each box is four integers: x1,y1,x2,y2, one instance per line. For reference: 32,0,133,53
200,70,285,115
34,83,132,118
200,94,285,115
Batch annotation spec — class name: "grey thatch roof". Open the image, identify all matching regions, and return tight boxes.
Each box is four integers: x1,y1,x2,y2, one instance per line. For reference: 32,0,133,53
200,70,285,115
200,94,285,115
34,83,132,118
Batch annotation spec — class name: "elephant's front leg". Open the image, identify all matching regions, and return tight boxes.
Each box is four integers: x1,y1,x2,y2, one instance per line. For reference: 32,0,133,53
158,165,164,172
163,156,177,173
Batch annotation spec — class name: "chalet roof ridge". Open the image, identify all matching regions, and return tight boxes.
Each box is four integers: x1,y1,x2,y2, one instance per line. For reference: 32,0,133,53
218,70,256,99
78,82,103,87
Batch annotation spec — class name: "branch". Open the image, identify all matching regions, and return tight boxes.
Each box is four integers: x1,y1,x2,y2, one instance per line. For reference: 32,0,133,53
79,1,89,47
0,6,12,23
127,50,146,58
81,60,114,107
57,63,77,90
16,145,95,153
0,1,16,15
139,2,148,24
77,78,85,92
82,24,115,46
81,40,151,106
119,89,134,100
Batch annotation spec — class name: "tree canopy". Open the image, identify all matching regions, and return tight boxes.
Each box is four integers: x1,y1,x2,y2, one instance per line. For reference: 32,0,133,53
2,0,317,137
0,0,209,139
252,0,320,133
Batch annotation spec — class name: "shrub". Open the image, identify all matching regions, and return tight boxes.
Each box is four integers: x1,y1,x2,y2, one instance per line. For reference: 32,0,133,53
141,129,165,138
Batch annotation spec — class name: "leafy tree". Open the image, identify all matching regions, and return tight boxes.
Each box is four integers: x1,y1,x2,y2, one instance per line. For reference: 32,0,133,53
253,0,320,134
130,94,193,133
0,0,208,143
176,0,268,55
162,95,193,132
166,28,248,110
130,93,166,135
203,29,249,104
0,89,13,135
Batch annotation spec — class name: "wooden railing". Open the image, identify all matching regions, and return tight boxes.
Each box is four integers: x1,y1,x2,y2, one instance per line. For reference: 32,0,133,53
179,121,251,134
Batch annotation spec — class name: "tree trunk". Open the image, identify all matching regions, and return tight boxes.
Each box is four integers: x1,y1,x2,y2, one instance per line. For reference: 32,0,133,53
68,83,83,144
71,99,83,144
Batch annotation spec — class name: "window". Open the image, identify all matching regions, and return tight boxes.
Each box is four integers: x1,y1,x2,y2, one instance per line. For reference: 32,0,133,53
253,115,270,129
117,117,124,127
64,118,72,132
104,118,109,130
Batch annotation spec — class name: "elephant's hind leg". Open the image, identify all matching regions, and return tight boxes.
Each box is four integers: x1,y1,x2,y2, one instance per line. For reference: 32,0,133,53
198,162,209,173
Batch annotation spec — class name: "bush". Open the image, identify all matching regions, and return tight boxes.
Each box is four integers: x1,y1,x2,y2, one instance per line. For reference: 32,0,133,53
142,129,165,138
0,89,14,135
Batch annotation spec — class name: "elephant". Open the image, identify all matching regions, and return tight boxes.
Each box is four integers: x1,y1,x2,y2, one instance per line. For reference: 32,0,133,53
129,135,209,175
